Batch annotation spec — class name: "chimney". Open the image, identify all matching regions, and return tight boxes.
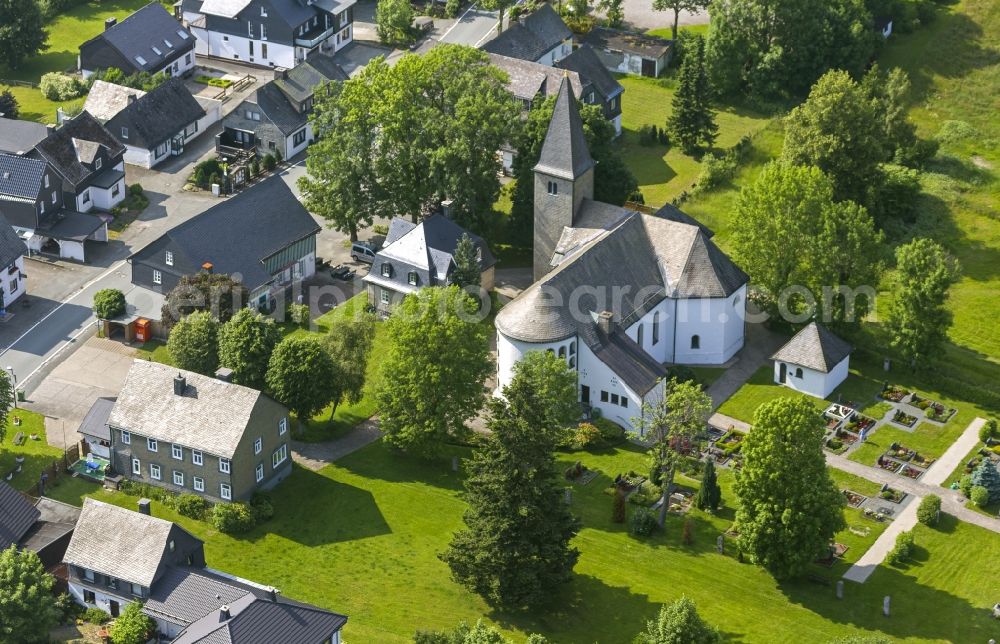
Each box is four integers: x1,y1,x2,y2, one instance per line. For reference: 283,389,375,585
202,262,214,273
105,17,117,30
518,13,527,26
173,374,186,395
440,199,453,218
137,498,151,515
597,310,614,335
220,605,231,620
127,93,137,105
267,588,278,602
214,367,234,382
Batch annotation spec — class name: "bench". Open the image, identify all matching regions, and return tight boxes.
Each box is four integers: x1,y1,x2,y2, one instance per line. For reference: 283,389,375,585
13,432,25,446
808,574,831,586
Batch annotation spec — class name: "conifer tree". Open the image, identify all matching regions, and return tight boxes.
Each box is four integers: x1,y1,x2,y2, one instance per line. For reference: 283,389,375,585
666,35,717,155
695,458,721,513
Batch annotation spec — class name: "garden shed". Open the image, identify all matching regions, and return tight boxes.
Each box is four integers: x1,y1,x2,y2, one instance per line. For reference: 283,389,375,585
771,322,852,399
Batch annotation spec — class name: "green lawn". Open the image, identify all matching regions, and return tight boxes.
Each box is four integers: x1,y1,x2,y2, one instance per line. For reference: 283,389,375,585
46,439,1000,643
0,410,64,493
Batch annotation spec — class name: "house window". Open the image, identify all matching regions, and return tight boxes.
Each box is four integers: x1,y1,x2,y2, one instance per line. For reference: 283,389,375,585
600,390,609,403
293,128,306,146
407,271,418,286
279,417,287,435
247,19,253,36
83,589,96,604
795,367,804,379
112,182,120,197
219,457,231,474
262,43,268,59
260,24,267,40
192,450,203,466
44,175,49,188
380,289,390,305
121,430,130,445
569,356,576,368
153,270,162,285
171,444,183,460
611,393,620,405
256,463,264,482
173,470,184,486
547,180,558,195
260,5,267,16
185,53,192,65
150,463,161,480
691,335,700,350
220,483,232,500
147,438,158,452
272,444,287,468
637,324,644,347
620,397,628,409
82,190,90,204
83,568,95,582
165,251,174,266
193,476,204,492
121,127,129,139
254,437,262,454
558,346,566,358
381,263,392,278
131,458,140,475
652,312,660,344
131,583,143,597
587,91,595,103
51,191,57,203
155,142,169,157
95,157,102,170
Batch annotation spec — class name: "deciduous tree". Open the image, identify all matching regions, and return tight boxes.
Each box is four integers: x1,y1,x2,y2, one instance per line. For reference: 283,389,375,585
167,310,220,376
93,288,126,320
666,35,716,155
266,336,336,427
597,0,625,28
376,287,491,455
0,0,47,70
734,397,846,578
651,0,708,41
217,308,282,390
109,601,154,644
322,312,377,416
160,273,248,330
0,546,61,643
375,0,415,46
862,64,918,163
506,350,579,435
635,596,720,644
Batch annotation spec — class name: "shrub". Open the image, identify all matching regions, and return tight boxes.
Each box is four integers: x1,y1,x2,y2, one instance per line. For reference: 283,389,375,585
695,152,738,192
250,158,260,176
274,148,283,164
211,502,255,534
959,474,973,499
885,530,914,565
638,124,659,146
916,494,940,525
262,153,276,171
935,120,976,144
83,607,110,624
175,494,209,520
192,159,223,188
288,303,311,326
93,288,126,320
593,418,625,444
629,507,657,536
573,422,602,449
250,492,274,523
980,419,998,444
445,0,460,17
208,173,222,190
372,223,389,236
970,485,990,508
667,365,696,384
129,183,144,196
40,73,85,101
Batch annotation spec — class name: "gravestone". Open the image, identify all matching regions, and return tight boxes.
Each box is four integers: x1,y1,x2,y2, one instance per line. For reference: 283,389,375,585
564,489,572,505
451,456,459,472
836,580,844,599
883,596,890,617
716,534,724,554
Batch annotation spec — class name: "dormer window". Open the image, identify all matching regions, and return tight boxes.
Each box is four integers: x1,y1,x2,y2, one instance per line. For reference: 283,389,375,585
165,250,174,266
164,38,173,48
260,5,267,16
407,271,418,286
177,29,189,40
95,157,102,171
381,263,392,278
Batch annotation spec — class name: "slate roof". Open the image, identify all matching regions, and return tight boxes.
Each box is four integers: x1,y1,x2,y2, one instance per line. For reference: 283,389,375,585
64,498,194,587
0,153,47,200
535,76,594,181
273,55,348,104
111,78,206,147
487,53,582,102
771,322,853,373
0,215,29,268
37,211,107,242
144,567,268,626
83,2,195,73
555,44,623,100
0,119,49,155
586,322,666,395
252,82,309,135
78,396,115,440
653,202,714,238
109,360,271,458
82,80,147,123
481,3,571,62
583,27,672,59
33,112,126,188
0,482,41,551
131,176,320,291
19,497,81,555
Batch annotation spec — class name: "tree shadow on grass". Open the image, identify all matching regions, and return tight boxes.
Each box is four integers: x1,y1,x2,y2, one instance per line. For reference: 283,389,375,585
336,441,468,492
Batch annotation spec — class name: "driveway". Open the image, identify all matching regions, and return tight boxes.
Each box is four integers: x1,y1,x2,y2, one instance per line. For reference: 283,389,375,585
598,1,709,33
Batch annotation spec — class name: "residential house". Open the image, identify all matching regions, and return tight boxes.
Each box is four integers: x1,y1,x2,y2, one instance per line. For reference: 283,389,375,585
77,397,116,459
771,321,853,399
555,44,624,135
582,27,673,78
79,2,197,79
31,111,127,213
0,153,109,262
63,498,347,641
217,54,347,160
0,216,28,309
0,483,80,570
0,119,50,155
180,0,356,69
128,176,319,309
104,78,207,168
494,79,748,432
481,4,572,66
108,360,294,502
364,214,496,316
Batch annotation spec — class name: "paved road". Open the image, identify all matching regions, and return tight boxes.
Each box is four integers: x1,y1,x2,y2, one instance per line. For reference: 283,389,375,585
438,3,502,49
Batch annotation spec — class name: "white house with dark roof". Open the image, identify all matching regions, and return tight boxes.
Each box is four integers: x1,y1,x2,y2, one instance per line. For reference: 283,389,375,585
771,321,853,399
0,216,28,309
481,4,572,66
494,78,748,432
79,2,196,79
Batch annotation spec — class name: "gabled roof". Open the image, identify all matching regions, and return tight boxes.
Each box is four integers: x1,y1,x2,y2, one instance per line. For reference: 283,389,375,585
78,396,115,441
0,153,47,200
0,482,41,551
83,2,195,72
0,119,49,155
481,3,571,62
33,112,126,188
771,322,853,373
534,76,594,181
109,360,273,458
273,55,348,104
144,566,270,626
583,27,672,59
63,498,197,587
131,176,320,291
555,44,623,101
198,0,252,18
111,78,206,147
0,214,29,268
653,202,714,238
83,80,147,123
251,82,309,135
488,53,582,102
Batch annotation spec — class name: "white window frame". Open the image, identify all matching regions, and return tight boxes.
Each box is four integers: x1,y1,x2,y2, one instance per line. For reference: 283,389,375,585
150,463,161,480
121,127,128,139
279,417,287,435
172,443,183,460
121,430,131,445
193,476,204,492
173,470,184,486
192,450,203,466
152,270,162,285
220,483,232,500
254,437,262,454
256,463,264,482
165,251,174,266
131,458,140,475
95,157,102,170
380,289,390,305
147,437,158,452
272,444,287,468
219,457,231,474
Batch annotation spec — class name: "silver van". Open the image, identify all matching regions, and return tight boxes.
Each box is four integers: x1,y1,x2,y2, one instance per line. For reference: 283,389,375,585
351,242,377,264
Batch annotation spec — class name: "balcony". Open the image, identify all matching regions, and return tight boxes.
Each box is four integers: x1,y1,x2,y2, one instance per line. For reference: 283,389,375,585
294,24,335,48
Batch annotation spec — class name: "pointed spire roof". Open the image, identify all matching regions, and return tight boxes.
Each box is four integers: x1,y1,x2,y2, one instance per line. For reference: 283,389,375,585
534,75,594,180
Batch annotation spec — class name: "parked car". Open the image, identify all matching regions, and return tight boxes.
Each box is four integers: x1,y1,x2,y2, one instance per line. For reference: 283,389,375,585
351,242,377,264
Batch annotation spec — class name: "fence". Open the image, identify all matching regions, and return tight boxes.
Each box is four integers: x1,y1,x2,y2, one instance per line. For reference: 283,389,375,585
211,73,256,102
0,78,38,89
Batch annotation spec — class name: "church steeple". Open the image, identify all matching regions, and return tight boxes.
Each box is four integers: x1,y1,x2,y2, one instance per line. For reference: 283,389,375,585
532,76,595,280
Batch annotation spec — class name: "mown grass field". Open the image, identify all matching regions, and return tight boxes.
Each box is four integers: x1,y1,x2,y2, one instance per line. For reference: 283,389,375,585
0,409,63,493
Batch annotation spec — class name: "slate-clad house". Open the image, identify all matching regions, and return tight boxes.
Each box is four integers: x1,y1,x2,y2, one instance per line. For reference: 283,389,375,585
63,498,348,642
772,321,853,399
31,111,127,213
0,216,29,309
79,2,197,79
555,44,624,136
495,78,748,432
0,119,50,155
181,0,356,69
0,483,80,569
218,54,346,160
105,78,207,168
77,396,116,459
129,176,319,308
363,214,496,315
482,4,572,65
0,153,109,262
108,360,294,502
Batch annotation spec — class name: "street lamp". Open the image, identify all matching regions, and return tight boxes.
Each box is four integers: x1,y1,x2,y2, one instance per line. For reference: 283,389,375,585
5,366,16,409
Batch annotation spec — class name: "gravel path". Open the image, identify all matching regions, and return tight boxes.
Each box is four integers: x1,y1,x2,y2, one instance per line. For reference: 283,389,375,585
291,419,382,471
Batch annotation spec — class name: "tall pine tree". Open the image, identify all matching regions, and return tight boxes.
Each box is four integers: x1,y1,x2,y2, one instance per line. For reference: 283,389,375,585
695,458,721,513
440,369,580,610
666,35,717,155
450,233,481,289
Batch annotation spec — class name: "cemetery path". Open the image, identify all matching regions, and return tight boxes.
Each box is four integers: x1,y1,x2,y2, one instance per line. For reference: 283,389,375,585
291,418,382,471
921,417,986,486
